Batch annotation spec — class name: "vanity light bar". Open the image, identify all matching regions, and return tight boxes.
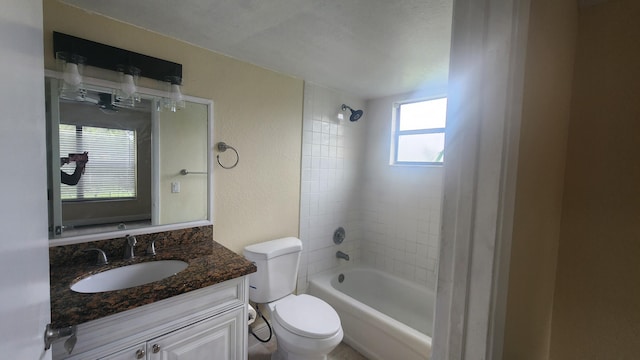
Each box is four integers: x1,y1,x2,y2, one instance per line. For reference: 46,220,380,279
53,31,183,84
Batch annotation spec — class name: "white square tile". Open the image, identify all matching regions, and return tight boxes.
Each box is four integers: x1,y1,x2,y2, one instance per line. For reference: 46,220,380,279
313,131,323,145
311,157,321,169
313,119,323,132
321,145,329,157
303,117,312,132
301,180,311,195
311,144,321,157
301,169,312,182
301,156,311,170
417,244,428,259
303,130,313,144
328,146,337,158
330,123,338,135
302,143,312,156
311,168,320,181
310,181,320,195
321,133,330,145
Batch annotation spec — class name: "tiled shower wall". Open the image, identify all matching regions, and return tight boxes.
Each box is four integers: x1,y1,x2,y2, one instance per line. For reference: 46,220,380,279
359,171,442,289
360,94,443,289
297,83,365,293
298,84,443,292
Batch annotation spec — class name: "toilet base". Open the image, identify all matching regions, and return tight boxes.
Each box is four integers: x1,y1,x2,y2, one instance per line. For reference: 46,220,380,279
269,326,342,360
268,316,342,360
261,294,343,360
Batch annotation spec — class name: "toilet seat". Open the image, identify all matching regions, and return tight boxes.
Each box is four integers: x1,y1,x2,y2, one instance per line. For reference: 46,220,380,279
273,294,341,339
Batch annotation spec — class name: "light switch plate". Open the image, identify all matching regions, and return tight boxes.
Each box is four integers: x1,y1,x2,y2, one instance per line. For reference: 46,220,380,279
171,181,180,193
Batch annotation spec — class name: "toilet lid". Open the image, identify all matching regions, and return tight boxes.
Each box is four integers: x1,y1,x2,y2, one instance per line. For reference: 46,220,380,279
273,294,341,339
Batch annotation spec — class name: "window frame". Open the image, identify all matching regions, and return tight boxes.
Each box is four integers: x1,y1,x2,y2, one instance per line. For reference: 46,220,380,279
391,97,447,166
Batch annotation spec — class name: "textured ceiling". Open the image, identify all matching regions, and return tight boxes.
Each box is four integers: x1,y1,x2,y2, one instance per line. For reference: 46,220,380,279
62,0,453,99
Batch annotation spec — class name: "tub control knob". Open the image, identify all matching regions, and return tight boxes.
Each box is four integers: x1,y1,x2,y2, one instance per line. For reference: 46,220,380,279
152,344,161,353
333,227,346,244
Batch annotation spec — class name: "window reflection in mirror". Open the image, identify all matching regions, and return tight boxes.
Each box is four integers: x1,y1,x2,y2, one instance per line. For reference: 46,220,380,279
57,96,152,237
59,125,138,200
46,77,211,241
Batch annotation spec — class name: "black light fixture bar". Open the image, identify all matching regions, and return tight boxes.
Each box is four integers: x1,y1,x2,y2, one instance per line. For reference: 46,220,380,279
53,31,183,84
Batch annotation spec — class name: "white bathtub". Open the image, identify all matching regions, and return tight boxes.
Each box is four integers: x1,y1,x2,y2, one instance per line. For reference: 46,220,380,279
308,267,433,360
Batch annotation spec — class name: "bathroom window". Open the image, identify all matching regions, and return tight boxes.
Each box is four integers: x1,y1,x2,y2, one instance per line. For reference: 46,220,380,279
59,124,137,201
392,97,447,165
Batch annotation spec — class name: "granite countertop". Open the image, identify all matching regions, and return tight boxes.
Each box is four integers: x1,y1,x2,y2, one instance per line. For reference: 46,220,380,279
49,226,256,328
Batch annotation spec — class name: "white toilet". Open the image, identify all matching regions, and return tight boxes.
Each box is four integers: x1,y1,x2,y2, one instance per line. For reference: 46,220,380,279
244,237,343,360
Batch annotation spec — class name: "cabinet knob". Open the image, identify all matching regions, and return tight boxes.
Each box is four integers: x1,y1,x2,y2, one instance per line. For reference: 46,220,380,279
135,349,145,359
152,344,161,353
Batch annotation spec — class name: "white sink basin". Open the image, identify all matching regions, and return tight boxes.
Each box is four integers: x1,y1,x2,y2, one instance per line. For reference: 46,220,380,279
71,260,188,293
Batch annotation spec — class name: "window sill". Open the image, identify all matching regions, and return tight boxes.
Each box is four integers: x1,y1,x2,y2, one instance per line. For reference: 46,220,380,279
389,162,444,168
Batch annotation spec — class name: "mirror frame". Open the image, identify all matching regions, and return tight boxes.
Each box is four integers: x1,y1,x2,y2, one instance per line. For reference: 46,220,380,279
45,70,214,247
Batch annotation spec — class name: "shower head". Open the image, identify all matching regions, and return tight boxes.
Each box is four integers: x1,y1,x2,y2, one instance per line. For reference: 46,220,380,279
341,104,364,122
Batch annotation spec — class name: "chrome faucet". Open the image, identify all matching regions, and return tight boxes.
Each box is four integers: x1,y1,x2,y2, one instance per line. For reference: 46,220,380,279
146,238,157,256
83,248,108,265
336,251,350,261
124,235,137,259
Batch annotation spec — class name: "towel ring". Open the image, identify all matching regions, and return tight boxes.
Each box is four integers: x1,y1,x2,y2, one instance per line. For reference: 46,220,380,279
216,142,239,169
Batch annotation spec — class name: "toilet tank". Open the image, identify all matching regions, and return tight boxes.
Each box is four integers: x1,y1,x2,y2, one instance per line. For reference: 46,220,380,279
243,237,302,303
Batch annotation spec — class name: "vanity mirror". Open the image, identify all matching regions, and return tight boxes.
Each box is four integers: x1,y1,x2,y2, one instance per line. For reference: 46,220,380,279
45,73,213,245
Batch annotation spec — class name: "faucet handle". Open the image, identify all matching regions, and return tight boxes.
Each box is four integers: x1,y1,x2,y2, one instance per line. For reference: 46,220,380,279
146,239,157,256
83,248,108,265
126,235,137,246
124,235,137,260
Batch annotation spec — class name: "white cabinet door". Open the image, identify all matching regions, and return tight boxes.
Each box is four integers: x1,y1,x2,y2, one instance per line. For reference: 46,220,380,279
99,343,146,360
148,309,243,360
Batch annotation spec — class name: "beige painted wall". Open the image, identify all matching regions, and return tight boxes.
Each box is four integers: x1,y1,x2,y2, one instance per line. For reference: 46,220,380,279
502,0,577,358
549,1,640,358
43,0,303,253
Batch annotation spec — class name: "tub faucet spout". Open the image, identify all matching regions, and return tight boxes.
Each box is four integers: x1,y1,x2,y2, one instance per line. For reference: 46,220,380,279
336,251,350,261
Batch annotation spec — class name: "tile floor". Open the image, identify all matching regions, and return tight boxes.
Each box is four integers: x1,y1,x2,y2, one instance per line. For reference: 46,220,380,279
248,335,368,360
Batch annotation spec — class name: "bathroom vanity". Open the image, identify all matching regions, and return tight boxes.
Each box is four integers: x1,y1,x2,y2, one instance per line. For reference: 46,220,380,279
43,66,254,358
58,278,248,359
42,70,253,358
49,227,256,359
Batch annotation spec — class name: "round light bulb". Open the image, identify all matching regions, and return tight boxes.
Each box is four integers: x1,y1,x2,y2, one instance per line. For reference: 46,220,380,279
121,74,137,97
170,84,183,101
63,63,82,86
